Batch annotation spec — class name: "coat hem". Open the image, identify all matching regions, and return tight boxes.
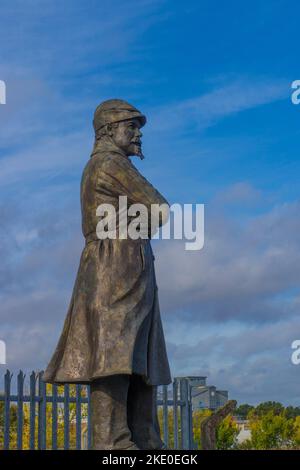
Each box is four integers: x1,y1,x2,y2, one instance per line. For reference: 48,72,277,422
43,369,172,386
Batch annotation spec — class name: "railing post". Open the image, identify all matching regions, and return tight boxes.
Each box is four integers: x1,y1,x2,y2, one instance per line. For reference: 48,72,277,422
4,370,12,450
52,384,58,450
64,384,70,450
17,371,25,449
162,385,169,447
76,384,82,450
87,385,92,449
173,379,179,450
38,371,46,449
179,378,192,449
29,371,37,449
188,384,195,449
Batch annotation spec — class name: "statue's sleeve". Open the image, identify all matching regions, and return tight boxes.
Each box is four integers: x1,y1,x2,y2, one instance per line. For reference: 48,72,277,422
97,153,169,209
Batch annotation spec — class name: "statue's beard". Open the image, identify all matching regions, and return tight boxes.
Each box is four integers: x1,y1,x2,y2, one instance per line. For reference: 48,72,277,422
129,141,144,160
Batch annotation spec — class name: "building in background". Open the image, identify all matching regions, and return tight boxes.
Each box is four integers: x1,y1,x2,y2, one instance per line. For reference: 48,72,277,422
158,376,229,411
180,376,228,411
234,419,251,444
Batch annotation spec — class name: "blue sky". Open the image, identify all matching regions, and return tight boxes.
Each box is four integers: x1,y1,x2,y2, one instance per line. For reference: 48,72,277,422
0,0,300,405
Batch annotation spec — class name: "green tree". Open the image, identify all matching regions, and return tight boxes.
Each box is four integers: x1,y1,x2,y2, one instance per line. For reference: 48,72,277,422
0,402,18,449
235,404,254,419
291,416,300,448
285,406,300,420
248,410,294,449
192,409,212,449
254,401,284,417
216,415,239,449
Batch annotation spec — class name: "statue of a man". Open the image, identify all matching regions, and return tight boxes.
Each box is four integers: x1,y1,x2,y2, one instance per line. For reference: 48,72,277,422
43,99,171,450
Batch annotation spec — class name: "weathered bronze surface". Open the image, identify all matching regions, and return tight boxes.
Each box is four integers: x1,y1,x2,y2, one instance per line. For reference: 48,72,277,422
200,400,237,450
43,99,171,449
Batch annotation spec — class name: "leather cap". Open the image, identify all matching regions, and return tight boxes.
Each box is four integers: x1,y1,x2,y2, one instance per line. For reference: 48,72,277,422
93,99,146,132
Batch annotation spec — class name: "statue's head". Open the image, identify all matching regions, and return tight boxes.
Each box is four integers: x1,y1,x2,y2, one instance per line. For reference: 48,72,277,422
93,99,146,158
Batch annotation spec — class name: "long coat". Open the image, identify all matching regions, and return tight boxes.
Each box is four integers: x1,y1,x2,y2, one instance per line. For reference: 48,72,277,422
43,139,171,386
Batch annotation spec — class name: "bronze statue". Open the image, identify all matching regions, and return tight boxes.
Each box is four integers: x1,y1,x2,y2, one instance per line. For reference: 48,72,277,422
201,401,237,450
43,99,171,450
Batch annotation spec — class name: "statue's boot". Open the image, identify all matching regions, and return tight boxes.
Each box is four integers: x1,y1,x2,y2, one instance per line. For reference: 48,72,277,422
127,374,166,450
90,375,139,450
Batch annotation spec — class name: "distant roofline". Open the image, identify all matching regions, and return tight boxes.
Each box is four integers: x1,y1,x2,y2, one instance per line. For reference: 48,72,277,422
174,376,207,380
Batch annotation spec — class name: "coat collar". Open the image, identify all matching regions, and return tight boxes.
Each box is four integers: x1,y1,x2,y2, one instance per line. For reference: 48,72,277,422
90,136,128,160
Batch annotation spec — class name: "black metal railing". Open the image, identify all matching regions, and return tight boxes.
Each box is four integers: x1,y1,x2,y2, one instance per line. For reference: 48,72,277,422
0,370,194,450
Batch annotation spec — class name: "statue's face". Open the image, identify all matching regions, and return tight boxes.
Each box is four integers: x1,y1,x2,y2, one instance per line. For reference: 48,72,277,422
111,118,143,157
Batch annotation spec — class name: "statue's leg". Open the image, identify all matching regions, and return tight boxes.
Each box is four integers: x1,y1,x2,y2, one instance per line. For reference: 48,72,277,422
90,374,138,450
127,374,165,450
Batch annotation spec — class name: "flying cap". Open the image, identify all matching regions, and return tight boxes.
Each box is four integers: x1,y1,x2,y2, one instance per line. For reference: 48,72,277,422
93,99,146,132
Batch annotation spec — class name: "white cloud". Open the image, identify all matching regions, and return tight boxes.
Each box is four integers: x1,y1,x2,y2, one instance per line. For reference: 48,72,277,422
213,181,263,206
154,197,300,323
148,78,288,133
